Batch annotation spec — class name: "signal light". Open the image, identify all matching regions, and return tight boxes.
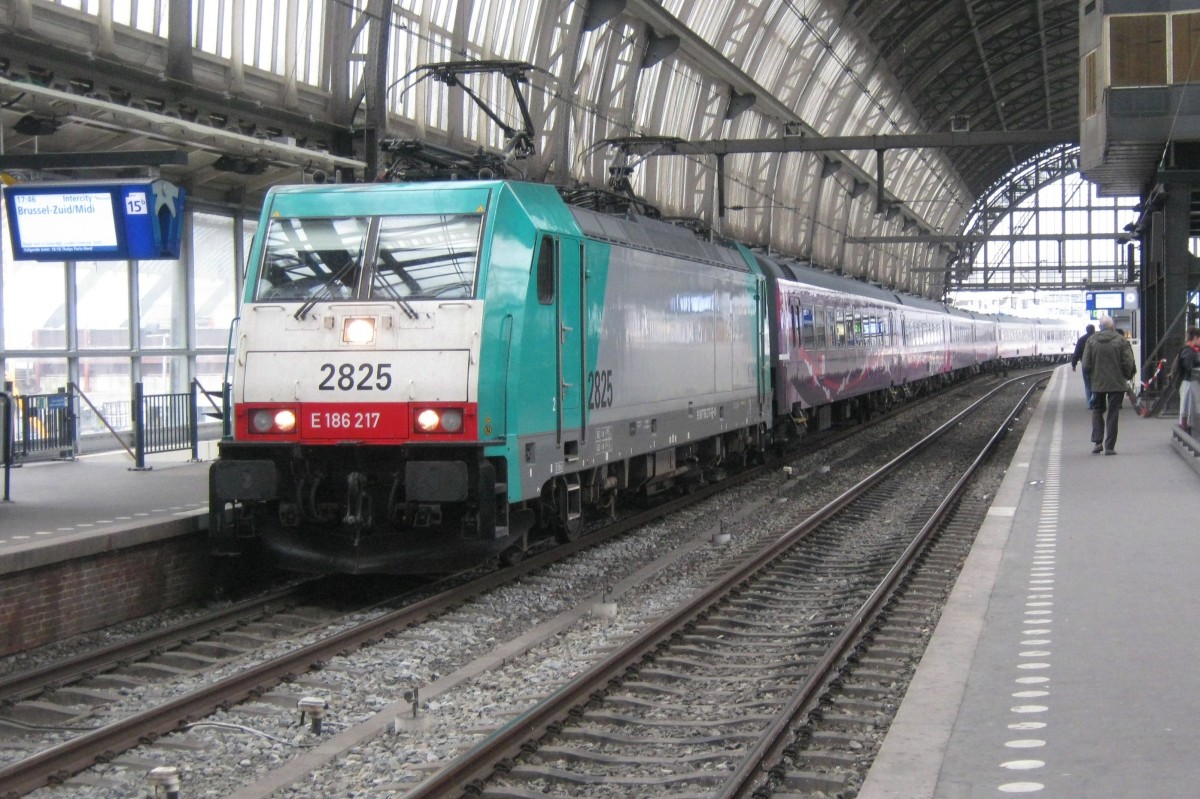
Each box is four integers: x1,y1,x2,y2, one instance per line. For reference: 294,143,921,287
414,407,465,434
250,407,298,434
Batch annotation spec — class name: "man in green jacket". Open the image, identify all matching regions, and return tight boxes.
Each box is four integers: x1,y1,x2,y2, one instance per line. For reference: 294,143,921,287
1082,315,1137,455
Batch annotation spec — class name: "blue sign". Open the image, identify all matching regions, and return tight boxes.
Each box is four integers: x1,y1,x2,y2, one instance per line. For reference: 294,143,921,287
3,179,186,261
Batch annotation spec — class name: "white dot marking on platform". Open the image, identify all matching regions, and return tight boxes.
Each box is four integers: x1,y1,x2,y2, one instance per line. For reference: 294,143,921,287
1008,721,1047,730
992,376,1066,796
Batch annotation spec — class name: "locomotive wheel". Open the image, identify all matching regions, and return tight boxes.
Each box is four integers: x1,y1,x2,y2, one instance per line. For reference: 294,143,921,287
551,477,584,543
499,545,525,567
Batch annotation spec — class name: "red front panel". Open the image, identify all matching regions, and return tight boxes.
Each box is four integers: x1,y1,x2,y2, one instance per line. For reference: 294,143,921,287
302,402,411,440
234,402,477,443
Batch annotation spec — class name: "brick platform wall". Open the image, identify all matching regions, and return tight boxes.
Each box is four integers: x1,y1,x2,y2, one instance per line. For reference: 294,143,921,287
0,534,211,657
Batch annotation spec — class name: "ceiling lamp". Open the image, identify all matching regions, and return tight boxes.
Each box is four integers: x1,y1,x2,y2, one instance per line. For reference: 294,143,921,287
725,91,757,121
13,114,60,136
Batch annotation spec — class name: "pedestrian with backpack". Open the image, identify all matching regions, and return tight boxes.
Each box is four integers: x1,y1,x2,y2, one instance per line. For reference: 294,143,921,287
1083,316,1137,455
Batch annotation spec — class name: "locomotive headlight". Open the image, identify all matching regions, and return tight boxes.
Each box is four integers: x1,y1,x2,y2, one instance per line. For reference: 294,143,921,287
250,408,297,434
416,409,441,432
342,316,376,345
251,409,275,433
415,407,465,434
439,409,463,433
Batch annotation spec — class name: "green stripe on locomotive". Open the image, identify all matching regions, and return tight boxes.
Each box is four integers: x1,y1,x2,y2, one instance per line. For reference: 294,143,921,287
473,182,610,502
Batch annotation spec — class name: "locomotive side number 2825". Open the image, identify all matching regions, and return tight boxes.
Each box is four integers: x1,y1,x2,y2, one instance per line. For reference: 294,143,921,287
587,369,614,409
318,363,393,391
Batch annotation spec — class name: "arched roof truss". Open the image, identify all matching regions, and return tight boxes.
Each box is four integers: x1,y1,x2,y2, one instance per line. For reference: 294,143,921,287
0,0,1083,299
950,145,1137,293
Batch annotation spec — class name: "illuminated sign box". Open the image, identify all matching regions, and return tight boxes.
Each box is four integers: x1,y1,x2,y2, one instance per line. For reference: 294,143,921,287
3,179,186,261
1086,291,1125,311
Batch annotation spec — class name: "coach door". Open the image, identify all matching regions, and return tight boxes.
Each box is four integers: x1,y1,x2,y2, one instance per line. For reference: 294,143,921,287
554,235,586,451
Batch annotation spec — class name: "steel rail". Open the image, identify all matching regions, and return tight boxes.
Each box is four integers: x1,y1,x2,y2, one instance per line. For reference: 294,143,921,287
713,374,1049,798
0,432,783,799
0,585,305,705
0,372,1014,798
399,372,1049,799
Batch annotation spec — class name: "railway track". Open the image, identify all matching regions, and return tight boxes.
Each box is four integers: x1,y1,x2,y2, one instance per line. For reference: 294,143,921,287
399,374,1047,798
0,451,787,797
0,372,1043,798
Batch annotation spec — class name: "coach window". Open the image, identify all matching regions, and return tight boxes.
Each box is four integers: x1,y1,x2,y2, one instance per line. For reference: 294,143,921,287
834,309,847,347
536,235,556,304
815,307,828,348
801,305,815,349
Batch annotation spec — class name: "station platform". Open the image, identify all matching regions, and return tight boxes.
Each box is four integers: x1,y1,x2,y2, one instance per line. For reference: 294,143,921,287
860,365,1200,798
0,441,213,574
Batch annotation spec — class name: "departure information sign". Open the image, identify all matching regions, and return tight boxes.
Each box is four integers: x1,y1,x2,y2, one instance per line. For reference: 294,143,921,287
3,179,185,261
1085,288,1138,312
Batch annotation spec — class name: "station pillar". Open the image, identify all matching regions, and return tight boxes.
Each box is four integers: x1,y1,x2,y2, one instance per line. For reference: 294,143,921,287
1142,178,1200,387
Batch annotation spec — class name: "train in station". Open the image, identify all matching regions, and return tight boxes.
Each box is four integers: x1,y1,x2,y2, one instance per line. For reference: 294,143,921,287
208,179,1074,575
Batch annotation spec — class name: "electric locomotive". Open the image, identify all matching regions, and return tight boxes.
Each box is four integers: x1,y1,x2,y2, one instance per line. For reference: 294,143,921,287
210,180,772,573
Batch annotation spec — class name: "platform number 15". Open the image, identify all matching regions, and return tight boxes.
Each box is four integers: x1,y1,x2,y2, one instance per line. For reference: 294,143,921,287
125,192,148,215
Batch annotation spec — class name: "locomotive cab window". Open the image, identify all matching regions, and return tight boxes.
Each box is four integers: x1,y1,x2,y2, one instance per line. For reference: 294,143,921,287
536,235,556,304
255,216,369,302
254,213,483,303
369,213,483,300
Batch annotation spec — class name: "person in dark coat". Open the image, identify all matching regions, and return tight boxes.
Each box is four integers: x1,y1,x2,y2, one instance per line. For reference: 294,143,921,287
1082,316,1136,455
1175,326,1200,434
1070,323,1096,408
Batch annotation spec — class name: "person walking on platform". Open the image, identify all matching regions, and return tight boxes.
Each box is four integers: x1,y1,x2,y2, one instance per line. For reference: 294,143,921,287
1083,315,1136,455
1175,326,1200,434
1071,323,1096,408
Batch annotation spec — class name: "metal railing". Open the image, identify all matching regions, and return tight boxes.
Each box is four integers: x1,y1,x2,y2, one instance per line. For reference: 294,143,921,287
9,390,76,462
130,382,201,470
195,378,231,440
2,391,12,502
2,380,225,472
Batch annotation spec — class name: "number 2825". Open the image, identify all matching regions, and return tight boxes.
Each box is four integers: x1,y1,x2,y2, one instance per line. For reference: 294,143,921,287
318,363,393,391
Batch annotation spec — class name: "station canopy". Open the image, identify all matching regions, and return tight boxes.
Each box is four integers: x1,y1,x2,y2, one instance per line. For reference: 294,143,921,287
0,0,1078,299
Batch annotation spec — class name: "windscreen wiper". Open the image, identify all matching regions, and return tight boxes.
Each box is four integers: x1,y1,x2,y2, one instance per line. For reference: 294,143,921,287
293,256,360,320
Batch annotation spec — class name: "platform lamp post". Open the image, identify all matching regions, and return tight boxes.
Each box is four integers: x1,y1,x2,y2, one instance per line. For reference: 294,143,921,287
1,389,11,502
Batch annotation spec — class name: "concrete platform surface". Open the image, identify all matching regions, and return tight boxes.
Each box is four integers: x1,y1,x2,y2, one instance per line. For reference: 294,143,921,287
860,366,1200,798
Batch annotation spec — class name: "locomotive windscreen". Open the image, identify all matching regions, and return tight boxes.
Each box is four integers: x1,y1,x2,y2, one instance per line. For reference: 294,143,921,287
253,213,483,303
